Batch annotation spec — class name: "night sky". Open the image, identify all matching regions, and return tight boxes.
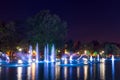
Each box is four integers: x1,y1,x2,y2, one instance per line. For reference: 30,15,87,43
0,0,120,43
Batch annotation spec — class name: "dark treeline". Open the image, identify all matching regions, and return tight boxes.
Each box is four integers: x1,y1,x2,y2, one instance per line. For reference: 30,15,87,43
0,10,67,52
64,40,120,55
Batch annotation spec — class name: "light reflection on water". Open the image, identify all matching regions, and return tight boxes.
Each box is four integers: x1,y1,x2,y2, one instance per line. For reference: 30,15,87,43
31,63,36,80
17,67,22,80
84,65,88,80
100,62,105,80
77,67,80,79
55,65,60,80
0,60,120,80
27,66,31,80
64,67,68,80
112,60,115,80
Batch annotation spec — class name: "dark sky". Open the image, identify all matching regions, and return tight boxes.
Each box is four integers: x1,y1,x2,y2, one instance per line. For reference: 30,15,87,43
0,0,120,43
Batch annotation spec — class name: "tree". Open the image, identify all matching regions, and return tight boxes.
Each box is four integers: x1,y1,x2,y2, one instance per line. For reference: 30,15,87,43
104,43,120,55
26,10,67,50
0,21,17,51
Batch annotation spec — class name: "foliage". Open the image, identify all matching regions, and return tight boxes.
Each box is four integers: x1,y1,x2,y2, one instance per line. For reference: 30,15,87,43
26,10,67,50
0,21,17,51
104,43,120,55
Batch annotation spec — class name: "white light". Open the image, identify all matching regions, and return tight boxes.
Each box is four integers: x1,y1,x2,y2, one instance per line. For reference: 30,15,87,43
18,60,23,64
58,50,60,53
18,48,22,52
83,58,88,61
32,59,36,62
84,50,87,54
100,58,106,62
83,58,88,64
90,56,93,62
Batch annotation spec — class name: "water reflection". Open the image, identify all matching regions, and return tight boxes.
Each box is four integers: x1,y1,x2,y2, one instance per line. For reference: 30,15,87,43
44,63,55,80
55,65,60,80
0,61,120,80
31,63,36,80
100,62,105,80
77,67,80,79
90,64,93,79
27,66,31,80
84,65,88,80
0,67,1,73
0,67,1,79
64,67,68,80
112,60,115,80
51,63,55,80
31,63,39,80
17,67,22,80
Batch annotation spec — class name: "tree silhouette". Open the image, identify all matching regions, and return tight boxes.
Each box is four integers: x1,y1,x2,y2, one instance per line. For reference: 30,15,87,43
26,10,67,50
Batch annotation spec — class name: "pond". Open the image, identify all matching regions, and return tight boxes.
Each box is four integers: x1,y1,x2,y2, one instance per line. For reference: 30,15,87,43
0,60,120,80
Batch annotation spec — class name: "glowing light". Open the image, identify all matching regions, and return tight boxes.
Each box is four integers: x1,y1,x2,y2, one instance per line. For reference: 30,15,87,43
90,56,93,62
18,60,23,64
58,50,60,53
17,67,22,80
31,63,36,80
102,51,104,53
65,49,69,54
32,59,36,62
83,58,88,64
64,67,68,80
69,55,73,61
112,55,114,61
77,52,79,54
64,58,68,64
100,58,106,62
0,67,1,73
84,50,87,54
83,58,88,61
100,62,105,80
97,55,100,61
77,67,80,79
27,67,31,80
100,50,104,55
18,48,22,52
55,65,60,80
84,65,88,80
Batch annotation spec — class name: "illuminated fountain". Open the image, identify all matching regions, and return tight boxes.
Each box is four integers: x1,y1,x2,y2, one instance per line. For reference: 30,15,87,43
69,53,79,61
0,51,31,67
60,53,90,66
111,55,114,61
0,52,10,63
44,44,56,62
35,43,39,62
90,56,93,62
97,55,100,62
112,55,115,80
28,45,33,63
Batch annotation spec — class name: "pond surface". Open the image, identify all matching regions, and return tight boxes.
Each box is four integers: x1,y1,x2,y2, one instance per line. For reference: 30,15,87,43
0,60,120,80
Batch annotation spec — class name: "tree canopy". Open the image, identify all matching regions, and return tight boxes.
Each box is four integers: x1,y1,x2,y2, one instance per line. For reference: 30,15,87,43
25,10,67,50
0,10,68,52
0,21,17,51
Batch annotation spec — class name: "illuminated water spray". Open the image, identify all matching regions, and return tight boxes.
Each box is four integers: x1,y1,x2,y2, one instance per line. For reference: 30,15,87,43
112,55,115,80
36,43,39,62
112,55,114,61
51,44,56,62
28,45,32,63
90,56,93,62
44,44,56,62
97,55,100,62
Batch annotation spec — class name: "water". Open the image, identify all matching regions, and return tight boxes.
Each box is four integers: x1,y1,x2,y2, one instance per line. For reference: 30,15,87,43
0,60,120,80
44,44,56,62
28,45,32,62
36,43,39,62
